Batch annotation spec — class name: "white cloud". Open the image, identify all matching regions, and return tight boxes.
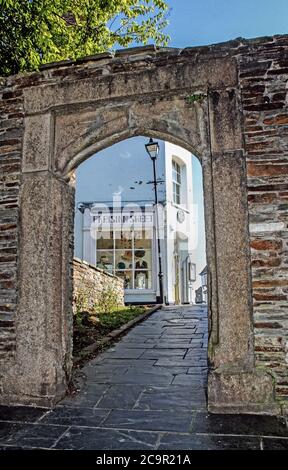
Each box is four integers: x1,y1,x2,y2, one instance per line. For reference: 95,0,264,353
120,151,132,159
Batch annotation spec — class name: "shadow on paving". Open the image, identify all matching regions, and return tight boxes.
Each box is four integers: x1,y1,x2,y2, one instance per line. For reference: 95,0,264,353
0,306,288,450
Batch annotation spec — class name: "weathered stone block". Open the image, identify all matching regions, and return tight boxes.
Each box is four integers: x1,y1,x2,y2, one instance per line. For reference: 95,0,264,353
54,106,129,173
210,150,253,369
208,88,243,153
208,370,280,414
22,114,52,172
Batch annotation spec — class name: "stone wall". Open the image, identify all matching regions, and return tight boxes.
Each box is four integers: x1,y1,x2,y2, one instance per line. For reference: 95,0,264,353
239,37,288,401
73,258,124,312
0,35,287,410
0,81,24,362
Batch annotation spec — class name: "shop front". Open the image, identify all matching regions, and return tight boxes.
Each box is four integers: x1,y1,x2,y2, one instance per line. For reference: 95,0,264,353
81,204,159,303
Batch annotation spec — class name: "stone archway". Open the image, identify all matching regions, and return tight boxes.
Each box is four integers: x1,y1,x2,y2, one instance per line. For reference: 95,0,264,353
1,36,287,414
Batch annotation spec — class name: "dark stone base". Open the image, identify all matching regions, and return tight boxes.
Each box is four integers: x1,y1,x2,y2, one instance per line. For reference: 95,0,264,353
208,369,281,415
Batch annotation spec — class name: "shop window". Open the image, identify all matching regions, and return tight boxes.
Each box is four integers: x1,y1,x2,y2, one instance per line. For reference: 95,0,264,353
96,228,153,290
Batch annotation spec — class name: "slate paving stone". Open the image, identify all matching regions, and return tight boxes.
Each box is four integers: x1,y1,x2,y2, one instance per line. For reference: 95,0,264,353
96,385,144,410
54,426,159,450
149,337,193,343
85,370,174,386
118,371,173,386
4,306,286,450
155,358,207,367
82,368,130,383
136,366,189,375
172,374,207,386
187,339,205,346
101,409,194,433
187,367,208,374
162,329,196,335
185,344,205,350
115,342,156,349
40,407,109,427
0,445,30,450
192,413,288,437
158,433,261,450
100,348,146,359
124,334,162,340
0,423,69,448
0,421,26,444
262,437,288,450
134,386,206,411
140,349,187,359
61,384,109,408
84,363,128,373
154,342,196,349
98,359,156,368
186,348,207,355
0,405,46,423
120,336,148,343
134,328,163,333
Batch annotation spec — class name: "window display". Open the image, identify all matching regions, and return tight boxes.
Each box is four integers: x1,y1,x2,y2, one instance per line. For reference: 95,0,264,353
96,227,154,290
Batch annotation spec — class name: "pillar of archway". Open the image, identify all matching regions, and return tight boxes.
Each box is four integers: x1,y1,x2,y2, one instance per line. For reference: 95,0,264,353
0,42,280,413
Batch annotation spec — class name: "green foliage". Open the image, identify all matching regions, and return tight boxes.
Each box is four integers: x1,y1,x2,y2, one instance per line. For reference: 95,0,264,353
74,286,94,329
73,304,146,358
74,286,93,315
97,305,145,329
0,0,169,76
186,93,207,104
94,284,120,314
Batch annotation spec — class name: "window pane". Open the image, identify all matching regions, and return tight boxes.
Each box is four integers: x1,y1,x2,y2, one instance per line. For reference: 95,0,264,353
116,270,133,289
134,230,152,250
97,250,114,273
115,250,133,270
173,161,180,174
115,230,132,249
97,231,113,250
173,182,180,204
135,249,152,271
176,184,180,203
172,161,181,185
134,271,152,289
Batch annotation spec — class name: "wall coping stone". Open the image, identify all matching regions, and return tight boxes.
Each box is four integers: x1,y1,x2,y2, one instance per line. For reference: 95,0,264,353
73,257,123,283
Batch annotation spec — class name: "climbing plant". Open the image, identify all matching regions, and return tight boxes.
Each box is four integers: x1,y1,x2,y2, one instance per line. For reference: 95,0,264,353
186,93,207,104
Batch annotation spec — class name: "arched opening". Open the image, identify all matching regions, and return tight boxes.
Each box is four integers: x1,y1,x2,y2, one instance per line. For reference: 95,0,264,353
69,131,208,411
73,137,206,296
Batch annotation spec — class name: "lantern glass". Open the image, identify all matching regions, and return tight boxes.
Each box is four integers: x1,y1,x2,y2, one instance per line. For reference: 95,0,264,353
145,138,159,159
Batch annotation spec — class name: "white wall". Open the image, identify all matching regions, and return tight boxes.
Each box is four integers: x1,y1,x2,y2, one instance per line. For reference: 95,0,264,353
163,141,195,303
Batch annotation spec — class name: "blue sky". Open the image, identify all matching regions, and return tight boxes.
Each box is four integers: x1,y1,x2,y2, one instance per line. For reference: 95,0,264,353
164,0,288,48
75,0,287,275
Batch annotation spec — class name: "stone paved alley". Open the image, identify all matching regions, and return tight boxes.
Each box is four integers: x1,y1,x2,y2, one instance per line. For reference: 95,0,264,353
0,306,288,450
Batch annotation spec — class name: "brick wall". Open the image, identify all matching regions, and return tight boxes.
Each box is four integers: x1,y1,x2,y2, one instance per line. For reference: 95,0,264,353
0,80,24,361
73,258,124,313
239,36,288,400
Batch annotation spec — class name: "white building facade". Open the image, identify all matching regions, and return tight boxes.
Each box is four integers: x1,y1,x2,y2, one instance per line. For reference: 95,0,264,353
75,141,197,304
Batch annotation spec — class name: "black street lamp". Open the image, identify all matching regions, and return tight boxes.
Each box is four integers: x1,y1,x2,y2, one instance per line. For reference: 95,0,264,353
145,138,164,305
